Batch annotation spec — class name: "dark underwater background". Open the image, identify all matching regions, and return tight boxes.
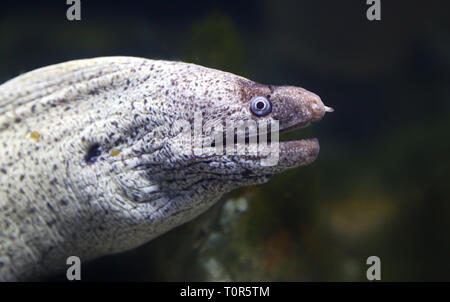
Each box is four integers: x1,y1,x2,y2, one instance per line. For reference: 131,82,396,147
1,0,449,281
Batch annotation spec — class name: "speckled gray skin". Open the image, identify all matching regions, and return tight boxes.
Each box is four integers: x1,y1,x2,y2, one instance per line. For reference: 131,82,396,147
0,57,327,281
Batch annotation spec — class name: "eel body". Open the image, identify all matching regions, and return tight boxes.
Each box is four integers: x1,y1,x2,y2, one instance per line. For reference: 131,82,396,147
0,57,329,280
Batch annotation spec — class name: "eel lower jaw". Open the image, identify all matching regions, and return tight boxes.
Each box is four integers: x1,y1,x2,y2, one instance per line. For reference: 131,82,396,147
273,120,320,168
277,138,320,168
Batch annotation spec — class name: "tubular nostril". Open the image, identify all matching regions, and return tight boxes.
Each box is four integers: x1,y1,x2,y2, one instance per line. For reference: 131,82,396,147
324,106,334,112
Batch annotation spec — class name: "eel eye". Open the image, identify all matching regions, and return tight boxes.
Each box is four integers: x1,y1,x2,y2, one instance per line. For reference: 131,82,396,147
250,96,272,116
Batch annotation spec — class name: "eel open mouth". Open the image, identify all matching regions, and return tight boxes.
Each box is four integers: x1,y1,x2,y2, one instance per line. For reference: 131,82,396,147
273,105,334,168
208,101,333,169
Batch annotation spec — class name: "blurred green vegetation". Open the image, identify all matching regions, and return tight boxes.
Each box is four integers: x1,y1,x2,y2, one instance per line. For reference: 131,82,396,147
2,0,450,281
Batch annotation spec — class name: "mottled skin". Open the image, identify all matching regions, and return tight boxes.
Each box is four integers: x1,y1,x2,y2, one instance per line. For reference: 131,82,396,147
0,57,327,281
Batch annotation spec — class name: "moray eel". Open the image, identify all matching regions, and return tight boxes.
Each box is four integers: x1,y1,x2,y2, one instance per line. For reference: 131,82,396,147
0,57,331,280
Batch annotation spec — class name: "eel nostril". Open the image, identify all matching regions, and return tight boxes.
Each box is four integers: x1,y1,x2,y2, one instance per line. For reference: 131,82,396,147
85,143,101,163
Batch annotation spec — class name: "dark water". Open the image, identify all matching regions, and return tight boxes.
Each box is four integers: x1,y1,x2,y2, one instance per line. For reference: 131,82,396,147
1,0,449,281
